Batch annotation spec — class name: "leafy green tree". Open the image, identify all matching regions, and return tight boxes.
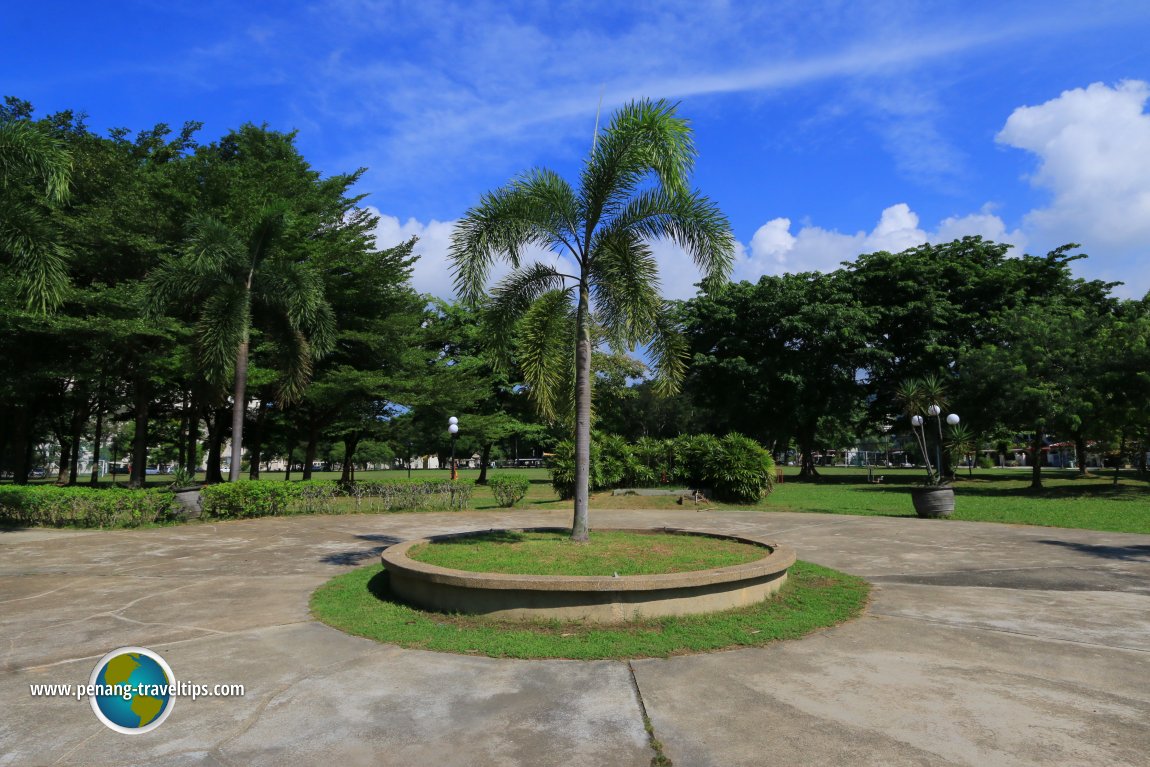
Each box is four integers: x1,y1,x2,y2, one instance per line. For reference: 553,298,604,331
684,271,875,479
148,206,335,482
450,99,734,541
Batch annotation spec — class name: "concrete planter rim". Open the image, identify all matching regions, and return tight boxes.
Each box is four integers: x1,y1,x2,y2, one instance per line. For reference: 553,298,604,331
380,527,796,593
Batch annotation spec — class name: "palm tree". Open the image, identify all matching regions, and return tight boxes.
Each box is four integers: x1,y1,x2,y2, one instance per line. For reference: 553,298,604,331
0,118,72,313
450,99,734,541
149,206,335,482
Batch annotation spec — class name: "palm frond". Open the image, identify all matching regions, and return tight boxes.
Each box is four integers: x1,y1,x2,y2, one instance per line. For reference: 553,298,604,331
195,283,250,386
599,187,734,290
185,214,246,279
450,177,577,304
647,307,689,396
515,290,577,421
246,204,289,267
275,327,314,404
579,98,696,233
483,263,573,363
0,200,69,312
256,258,335,355
144,255,202,316
588,231,662,348
0,120,71,204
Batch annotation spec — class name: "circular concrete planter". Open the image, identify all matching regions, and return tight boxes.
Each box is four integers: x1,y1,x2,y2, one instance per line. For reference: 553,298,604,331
380,527,796,623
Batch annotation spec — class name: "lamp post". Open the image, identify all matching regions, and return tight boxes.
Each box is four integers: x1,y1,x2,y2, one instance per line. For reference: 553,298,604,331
448,417,459,480
407,440,413,479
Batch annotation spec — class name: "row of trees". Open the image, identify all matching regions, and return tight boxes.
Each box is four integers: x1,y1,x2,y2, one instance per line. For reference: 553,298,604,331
4,96,1147,513
666,239,1150,489
0,99,546,489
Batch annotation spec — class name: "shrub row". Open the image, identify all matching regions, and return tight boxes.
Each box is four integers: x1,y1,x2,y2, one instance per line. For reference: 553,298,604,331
199,479,474,519
0,486,177,528
548,433,775,504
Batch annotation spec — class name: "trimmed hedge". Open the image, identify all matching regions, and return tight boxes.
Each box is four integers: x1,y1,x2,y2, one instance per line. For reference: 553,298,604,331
488,475,530,507
199,478,473,519
0,486,177,528
549,432,775,503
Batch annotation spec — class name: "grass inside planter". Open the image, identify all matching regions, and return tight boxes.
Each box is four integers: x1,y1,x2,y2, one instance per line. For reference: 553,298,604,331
407,530,766,576
310,560,869,659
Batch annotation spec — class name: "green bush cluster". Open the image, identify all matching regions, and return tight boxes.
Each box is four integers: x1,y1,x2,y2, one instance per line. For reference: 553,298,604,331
0,486,177,528
200,481,304,518
200,478,473,519
487,475,531,507
549,432,775,503
343,480,473,512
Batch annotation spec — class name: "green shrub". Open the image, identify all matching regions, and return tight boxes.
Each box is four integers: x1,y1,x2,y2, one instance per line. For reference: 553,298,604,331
488,475,530,507
346,479,473,512
200,482,300,519
0,486,177,528
676,433,722,487
547,432,775,503
977,455,995,469
200,479,474,517
704,433,776,503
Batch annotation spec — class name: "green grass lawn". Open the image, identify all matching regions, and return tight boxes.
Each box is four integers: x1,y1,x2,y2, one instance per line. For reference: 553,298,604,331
407,529,766,576
14,465,1150,534
755,467,1150,534
310,559,869,659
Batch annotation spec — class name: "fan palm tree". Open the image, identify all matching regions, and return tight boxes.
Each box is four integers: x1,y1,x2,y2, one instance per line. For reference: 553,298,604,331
148,206,335,482
450,99,734,541
0,118,72,313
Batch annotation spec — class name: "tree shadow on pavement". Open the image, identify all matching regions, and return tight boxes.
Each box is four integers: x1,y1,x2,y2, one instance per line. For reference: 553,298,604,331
320,533,403,566
1036,539,1150,562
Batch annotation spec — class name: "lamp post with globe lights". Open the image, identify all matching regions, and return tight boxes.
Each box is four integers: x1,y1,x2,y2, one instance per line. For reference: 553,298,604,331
897,377,961,517
448,417,459,480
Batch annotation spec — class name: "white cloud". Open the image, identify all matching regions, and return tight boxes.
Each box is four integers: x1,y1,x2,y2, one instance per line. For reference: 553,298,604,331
370,209,579,300
371,212,457,298
375,203,1029,301
734,203,1026,280
996,80,1150,294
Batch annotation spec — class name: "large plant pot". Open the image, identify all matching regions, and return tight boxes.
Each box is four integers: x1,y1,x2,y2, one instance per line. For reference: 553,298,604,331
911,485,954,518
171,487,202,519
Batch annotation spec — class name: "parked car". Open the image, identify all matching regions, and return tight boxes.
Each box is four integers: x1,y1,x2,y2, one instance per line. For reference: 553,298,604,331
28,468,47,479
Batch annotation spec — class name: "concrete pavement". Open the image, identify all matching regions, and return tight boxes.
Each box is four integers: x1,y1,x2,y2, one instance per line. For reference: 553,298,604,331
1,509,1148,766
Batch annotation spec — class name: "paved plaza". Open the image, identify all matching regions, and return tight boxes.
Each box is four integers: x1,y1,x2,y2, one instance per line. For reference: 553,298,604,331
2,509,1148,766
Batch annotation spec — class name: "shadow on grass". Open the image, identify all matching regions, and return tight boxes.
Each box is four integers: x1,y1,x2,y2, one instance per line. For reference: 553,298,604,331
854,483,1149,500
425,529,528,546
367,569,392,600
319,533,404,566
1036,539,1150,562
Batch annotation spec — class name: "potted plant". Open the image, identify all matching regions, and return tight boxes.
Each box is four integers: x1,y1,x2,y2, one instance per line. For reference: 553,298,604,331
896,376,962,518
168,467,203,518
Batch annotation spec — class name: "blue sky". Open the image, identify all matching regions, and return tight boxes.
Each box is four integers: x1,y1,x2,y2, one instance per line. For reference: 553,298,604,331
6,0,1150,298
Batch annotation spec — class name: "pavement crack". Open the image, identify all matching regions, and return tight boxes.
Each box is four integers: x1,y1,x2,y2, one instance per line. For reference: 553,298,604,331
627,661,673,767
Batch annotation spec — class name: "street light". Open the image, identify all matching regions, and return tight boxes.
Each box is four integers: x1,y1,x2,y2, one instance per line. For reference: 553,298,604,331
407,440,413,479
448,416,459,480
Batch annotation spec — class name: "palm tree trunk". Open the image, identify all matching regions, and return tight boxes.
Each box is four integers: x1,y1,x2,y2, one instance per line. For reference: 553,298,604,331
572,281,592,543
229,336,249,482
